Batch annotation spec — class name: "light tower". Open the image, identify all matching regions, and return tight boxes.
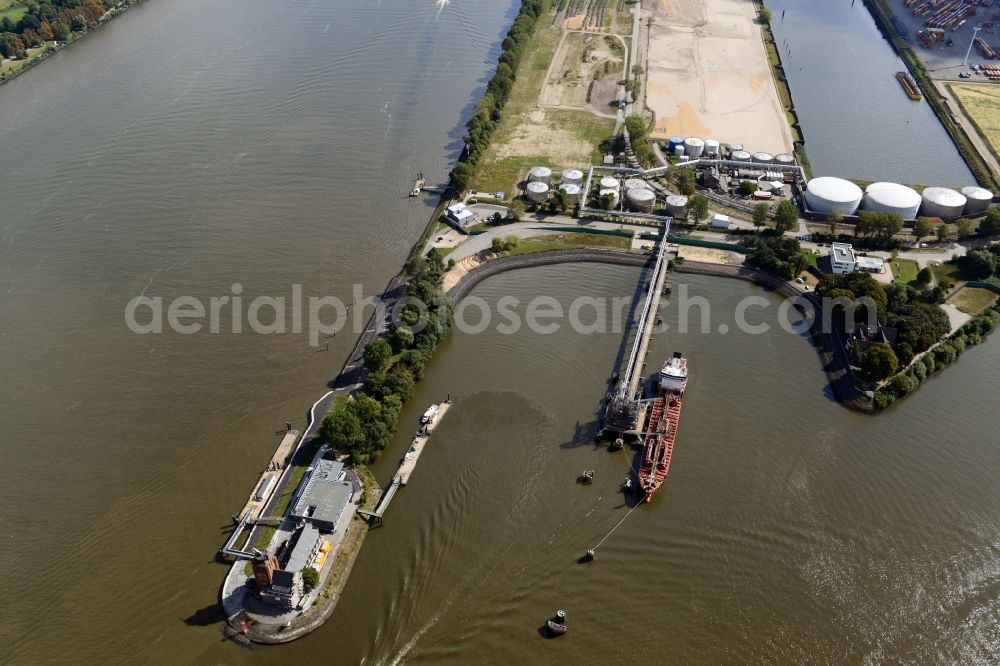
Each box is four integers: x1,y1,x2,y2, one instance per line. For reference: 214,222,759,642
964,24,982,68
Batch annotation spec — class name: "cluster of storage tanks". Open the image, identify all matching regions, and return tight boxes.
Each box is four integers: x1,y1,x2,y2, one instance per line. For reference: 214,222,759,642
593,175,659,213
665,137,794,166
525,167,585,204
803,176,995,220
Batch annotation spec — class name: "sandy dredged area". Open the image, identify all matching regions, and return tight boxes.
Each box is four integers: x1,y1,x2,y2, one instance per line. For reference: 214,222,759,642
645,0,793,154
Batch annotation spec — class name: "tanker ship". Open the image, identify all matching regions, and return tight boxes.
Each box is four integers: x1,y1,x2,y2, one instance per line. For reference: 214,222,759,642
637,353,688,501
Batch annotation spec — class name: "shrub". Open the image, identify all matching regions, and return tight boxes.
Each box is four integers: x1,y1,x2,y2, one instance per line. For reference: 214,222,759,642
301,567,320,592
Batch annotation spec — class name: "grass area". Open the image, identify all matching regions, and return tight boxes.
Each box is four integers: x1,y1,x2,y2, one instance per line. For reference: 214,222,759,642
507,231,631,256
949,287,999,315
889,258,919,284
948,82,1000,165
470,2,616,196
928,261,964,290
0,0,27,23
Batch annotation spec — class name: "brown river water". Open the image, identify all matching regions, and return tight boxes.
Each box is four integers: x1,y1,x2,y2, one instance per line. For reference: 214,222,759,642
1,0,998,664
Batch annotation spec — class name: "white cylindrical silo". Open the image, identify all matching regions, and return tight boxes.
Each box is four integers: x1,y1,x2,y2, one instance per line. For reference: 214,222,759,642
683,137,705,158
625,187,656,213
674,144,685,157
752,151,774,164
961,186,993,215
730,150,752,162
558,183,581,203
704,139,720,157
561,168,584,185
528,166,552,184
599,176,620,191
920,187,967,219
774,153,795,166
623,178,647,192
731,143,744,152
664,194,688,218
803,177,863,215
598,188,620,208
526,181,550,203
863,182,922,220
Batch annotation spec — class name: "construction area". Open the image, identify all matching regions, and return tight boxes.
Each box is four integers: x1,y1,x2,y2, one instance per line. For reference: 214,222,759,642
645,0,794,154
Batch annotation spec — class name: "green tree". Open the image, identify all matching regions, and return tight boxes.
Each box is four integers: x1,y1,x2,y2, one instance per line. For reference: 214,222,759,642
555,188,569,212
860,343,899,381
981,206,1000,236
491,236,507,254
915,266,933,286
319,407,364,451
773,199,799,232
506,235,519,250
507,199,524,222
827,210,842,236
301,567,320,592
759,6,773,23
936,223,950,243
449,162,475,192
752,202,769,229
913,216,934,243
363,338,392,374
689,195,709,223
389,326,414,353
674,169,696,196
957,218,975,239
959,250,998,279
738,180,757,197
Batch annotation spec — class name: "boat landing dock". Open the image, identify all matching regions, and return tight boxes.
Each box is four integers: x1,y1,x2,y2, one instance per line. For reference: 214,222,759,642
358,399,451,526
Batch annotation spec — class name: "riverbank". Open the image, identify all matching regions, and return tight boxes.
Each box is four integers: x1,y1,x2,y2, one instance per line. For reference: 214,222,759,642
860,0,1000,191
0,0,145,86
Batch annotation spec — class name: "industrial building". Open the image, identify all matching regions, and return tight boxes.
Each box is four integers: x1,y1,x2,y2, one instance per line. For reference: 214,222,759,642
445,203,476,227
830,242,858,274
710,214,730,230
290,459,354,533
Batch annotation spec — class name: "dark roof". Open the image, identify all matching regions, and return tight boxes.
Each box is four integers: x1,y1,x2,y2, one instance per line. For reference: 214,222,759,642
272,569,295,588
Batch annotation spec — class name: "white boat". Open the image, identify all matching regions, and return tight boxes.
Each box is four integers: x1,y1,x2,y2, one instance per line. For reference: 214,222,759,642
658,352,688,395
420,404,439,425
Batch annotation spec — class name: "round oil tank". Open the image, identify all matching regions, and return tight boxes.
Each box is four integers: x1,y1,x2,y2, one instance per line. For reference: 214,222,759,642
863,182,922,220
803,177,863,215
667,136,684,154
704,139,720,156
528,166,552,184
664,194,688,217
961,186,993,215
623,178,647,192
525,180,550,203
774,153,795,166
558,183,581,203
752,151,774,164
731,143,744,152
625,187,656,213
598,188,620,208
674,144,685,157
560,168,584,185
683,137,705,158
730,150,752,162
757,180,776,193
920,187,967,219
599,176,620,190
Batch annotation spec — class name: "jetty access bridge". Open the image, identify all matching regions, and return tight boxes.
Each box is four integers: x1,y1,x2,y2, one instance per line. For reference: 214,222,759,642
602,220,671,438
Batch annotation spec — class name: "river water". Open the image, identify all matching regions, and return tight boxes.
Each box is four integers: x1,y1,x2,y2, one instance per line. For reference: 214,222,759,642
2,0,999,664
765,0,976,186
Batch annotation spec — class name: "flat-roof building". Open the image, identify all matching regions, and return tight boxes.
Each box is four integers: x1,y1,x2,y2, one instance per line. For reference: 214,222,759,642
831,242,857,274
290,459,353,532
445,203,476,227
856,256,885,274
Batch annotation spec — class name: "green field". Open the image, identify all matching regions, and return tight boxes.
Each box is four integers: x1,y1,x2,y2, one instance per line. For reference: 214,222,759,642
949,287,999,315
949,82,1000,163
0,0,27,24
889,258,919,284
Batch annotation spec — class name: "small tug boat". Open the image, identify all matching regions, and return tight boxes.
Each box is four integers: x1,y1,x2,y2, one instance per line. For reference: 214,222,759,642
547,610,568,636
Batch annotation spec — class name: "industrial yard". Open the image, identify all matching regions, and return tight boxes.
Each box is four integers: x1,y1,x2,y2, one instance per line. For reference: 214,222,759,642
645,0,794,154
889,0,1000,75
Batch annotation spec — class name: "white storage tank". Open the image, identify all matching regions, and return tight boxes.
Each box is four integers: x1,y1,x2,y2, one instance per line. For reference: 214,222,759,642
731,143,744,153
803,177,863,215
863,182,922,220
526,180,550,203
752,151,774,164
683,137,705,158
774,153,795,166
730,150,752,162
528,166,552,184
561,168,584,185
665,194,688,218
920,187,967,219
598,188,620,208
704,139,721,157
674,144,685,157
558,183,581,203
961,186,994,215
599,176,621,190
625,187,656,213
623,178,647,192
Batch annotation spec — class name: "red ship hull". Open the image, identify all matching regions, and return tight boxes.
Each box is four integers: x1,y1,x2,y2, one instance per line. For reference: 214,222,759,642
637,393,682,501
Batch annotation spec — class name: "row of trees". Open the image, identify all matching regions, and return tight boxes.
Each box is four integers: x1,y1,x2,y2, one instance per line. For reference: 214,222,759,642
0,0,110,58
854,211,904,240
624,115,655,168
320,250,453,465
449,0,544,191
957,243,1000,280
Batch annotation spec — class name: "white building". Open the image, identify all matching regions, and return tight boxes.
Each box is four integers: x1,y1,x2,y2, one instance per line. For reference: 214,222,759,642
856,256,885,274
710,214,730,230
830,242,857,274
445,203,476,227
